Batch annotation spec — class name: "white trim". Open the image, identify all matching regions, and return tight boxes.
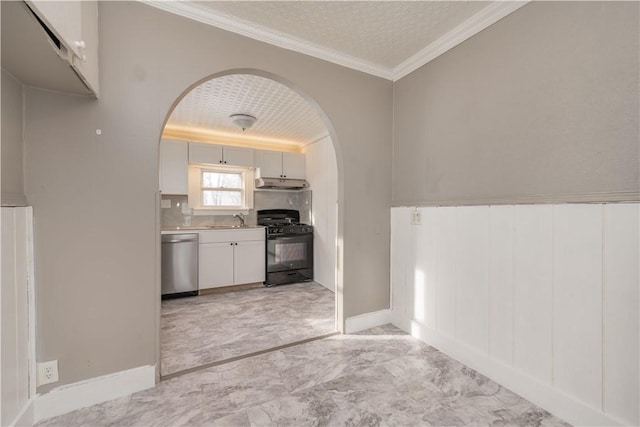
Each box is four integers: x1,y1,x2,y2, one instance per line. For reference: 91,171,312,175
392,316,627,427
8,398,34,427
393,190,640,208
392,1,529,81
345,309,391,334
139,1,393,80
139,1,529,82
34,365,156,423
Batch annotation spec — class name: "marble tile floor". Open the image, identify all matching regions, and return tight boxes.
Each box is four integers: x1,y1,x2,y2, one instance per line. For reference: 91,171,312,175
161,282,335,376
39,325,570,427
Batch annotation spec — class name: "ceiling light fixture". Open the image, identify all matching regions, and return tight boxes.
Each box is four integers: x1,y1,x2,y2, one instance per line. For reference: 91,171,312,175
229,113,257,131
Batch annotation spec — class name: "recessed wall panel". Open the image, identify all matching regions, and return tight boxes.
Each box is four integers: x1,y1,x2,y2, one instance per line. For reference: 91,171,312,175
513,205,553,384
436,207,457,337
455,206,489,353
414,207,437,328
488,205,515,365
552,204,603,409
391,208,410,318
603,203,639,425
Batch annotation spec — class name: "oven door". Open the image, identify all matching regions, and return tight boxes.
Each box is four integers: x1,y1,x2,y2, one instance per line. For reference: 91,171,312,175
266,233,313,273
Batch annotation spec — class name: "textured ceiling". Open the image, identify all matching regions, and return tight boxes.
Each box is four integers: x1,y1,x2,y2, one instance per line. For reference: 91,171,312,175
192,1,490,69
166,74,327,147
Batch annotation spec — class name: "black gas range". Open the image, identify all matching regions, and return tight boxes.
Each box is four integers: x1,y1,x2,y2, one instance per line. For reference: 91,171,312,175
257,209,314,286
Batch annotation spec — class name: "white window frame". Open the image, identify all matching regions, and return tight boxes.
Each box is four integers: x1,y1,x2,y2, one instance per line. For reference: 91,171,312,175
188,164,254,214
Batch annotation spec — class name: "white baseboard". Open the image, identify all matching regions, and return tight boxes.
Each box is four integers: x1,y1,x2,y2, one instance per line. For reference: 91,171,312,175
9,398,34,427
34,365,156,423
345,309,391,333
392,315,626,427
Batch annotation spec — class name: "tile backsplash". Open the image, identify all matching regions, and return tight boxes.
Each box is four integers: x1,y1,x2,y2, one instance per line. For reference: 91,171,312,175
161,189,312,228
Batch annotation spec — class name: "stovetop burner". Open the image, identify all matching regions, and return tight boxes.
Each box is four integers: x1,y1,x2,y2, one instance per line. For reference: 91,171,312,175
257,209,312,236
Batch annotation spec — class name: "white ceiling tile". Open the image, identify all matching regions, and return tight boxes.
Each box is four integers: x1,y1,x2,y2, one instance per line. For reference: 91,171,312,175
192,1,490,68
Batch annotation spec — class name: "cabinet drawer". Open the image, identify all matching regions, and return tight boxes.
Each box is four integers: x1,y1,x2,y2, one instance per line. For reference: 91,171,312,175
198,228,265,243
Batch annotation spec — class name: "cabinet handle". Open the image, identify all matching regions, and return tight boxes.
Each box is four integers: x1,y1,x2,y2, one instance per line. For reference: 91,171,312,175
229,243,233,246
75,40,87,49
284,175,287,178
219,160,222,164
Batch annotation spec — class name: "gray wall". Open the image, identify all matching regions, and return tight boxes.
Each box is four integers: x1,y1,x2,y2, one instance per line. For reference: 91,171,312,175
1,68,26,206
24,2,392,390
393,2,639,206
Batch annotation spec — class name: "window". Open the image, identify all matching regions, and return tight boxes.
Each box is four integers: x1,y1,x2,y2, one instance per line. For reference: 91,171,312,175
188,165,253,212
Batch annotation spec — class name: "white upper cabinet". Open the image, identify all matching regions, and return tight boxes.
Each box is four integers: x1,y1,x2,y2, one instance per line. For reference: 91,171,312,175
160,139,188,195
27,1,82,56
26,1,100,97
256,150,306,179
189,143,223,165
189,142,253,167
256,150,285,177
222,146,254,167
283,152,306,180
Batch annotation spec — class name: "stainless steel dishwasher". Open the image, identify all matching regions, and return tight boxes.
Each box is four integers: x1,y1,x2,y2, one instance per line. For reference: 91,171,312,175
161,233,198,299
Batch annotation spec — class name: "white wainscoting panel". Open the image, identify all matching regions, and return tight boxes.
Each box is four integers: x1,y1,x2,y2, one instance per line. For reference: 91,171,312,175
414,207,437,328
390,203,639,426
602,203,639,425
513,204,553,385
435,207,457,337
488,205,514,365
552,204,603,409
1,207,34,427
390,208,409,320
455,206,489,353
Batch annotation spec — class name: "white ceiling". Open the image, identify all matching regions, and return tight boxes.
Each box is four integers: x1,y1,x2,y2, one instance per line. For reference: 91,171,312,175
192,1,489,70
165,74,328,148
155,1,529,148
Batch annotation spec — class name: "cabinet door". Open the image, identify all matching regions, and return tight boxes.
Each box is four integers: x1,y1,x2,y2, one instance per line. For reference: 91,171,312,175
256,150,283,178
223,146,254,167
160,139,188,195
199,242,234,289
71,1,99,96
28,1,83,57
282,152,306,179
189,142,223,165
234,241,266,284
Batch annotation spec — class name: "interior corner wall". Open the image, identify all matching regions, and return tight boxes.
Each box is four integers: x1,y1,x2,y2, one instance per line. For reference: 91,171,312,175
305,136,338,292
23,1,392,392
1,68,27,206
392,1,640,206
390,2,639,425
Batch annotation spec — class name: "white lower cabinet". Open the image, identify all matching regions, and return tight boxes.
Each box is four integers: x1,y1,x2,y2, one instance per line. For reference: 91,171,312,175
199,242,234,289
233,241,266,285
198,228,265,290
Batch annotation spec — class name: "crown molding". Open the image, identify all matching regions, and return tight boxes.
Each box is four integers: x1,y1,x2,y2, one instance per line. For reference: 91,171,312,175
392,1,530,81
140,0,394,80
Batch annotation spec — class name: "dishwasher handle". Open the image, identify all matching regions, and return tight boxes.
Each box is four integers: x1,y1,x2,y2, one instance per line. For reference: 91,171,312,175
161,233,199,243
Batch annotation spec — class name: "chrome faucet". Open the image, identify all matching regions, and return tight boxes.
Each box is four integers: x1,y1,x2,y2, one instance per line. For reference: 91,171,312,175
233,213,245,227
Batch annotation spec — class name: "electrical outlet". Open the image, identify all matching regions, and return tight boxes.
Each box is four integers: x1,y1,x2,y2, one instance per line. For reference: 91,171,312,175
161,199,172,209
37,360,59,386
411,209,422,225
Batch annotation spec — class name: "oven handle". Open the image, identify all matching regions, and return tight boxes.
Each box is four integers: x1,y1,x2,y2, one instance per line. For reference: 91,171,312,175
267,234,312,241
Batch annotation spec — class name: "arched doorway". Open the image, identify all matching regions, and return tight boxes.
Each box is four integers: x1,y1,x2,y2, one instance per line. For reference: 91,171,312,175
156,69,343,378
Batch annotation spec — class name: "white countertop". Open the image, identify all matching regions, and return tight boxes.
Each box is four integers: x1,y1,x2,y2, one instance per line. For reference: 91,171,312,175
161,226,265,235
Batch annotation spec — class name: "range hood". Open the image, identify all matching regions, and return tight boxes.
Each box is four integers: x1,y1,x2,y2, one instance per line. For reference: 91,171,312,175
255,177,310,190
